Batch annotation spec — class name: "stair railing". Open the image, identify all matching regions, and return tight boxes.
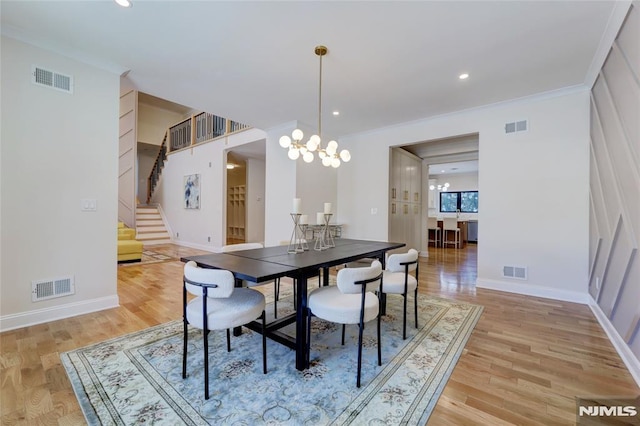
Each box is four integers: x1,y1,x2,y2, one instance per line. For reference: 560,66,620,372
147,134,168,204
146,111,251,203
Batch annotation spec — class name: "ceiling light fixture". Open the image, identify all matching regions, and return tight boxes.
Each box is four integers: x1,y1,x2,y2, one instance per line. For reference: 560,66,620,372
279,46,351,168
115,0,132,7
429,182,450,191
459,73,469,80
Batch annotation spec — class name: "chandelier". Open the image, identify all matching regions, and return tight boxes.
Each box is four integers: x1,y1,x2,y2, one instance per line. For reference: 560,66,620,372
429,182,450,191
279,45,351,168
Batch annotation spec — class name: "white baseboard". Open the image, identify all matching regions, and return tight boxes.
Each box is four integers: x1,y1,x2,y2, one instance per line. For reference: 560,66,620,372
0,295,119,333
172,240,216,252
476,278,591,304
588,298,640,388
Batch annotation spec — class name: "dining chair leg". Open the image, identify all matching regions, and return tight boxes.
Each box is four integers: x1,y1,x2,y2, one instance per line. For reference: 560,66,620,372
182,319,188,379
262,311,267,374
357,320,364,388
341,324,346,345
403,293,408,340
414,288,419,329
377,310,382,366
226,329,231,352
203,328,209,400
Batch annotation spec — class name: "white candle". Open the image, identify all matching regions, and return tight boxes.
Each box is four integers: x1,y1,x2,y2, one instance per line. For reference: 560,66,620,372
324,202,332,214
317,212,325,224
293,198,301,214
299,214,308,225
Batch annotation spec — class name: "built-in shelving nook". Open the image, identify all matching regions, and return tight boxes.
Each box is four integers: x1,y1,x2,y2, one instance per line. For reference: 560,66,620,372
226,153,247,244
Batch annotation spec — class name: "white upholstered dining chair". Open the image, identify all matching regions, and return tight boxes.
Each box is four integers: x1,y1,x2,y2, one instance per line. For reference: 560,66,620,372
182,261,267,400
381,248,419,340
306,260,383,387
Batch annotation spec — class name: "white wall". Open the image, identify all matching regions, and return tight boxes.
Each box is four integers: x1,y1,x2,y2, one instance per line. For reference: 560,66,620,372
138,103,186,146
0,36,120,331
152,128,267,251
338,88,591,303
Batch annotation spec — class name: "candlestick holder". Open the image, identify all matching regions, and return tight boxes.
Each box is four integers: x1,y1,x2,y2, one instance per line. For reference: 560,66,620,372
298,223,310,251
288,213,305,253
323,213,335,248
314,213,334,251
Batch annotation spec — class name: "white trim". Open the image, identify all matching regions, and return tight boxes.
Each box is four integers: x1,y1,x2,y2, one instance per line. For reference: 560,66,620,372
0,295,119,333
584,1,633,88
476,278,591,304
152,203,174,242
172,240,217,253
588,297,640,388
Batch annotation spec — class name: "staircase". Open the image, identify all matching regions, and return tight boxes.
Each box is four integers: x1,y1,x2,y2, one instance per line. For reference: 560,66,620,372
136,205,171,245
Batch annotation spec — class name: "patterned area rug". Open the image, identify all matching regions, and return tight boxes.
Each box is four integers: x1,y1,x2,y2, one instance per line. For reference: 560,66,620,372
62,289,482,425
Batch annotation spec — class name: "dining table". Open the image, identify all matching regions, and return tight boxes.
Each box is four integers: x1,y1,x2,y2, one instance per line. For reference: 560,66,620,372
181,238,405,371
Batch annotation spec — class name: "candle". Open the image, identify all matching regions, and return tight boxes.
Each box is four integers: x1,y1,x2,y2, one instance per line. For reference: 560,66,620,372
300,214,308,225
317,212,325,225
324,202,332,214
293,198,301,214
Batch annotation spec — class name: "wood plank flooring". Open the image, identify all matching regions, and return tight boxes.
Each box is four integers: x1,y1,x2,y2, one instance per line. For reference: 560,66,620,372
1,243,638,425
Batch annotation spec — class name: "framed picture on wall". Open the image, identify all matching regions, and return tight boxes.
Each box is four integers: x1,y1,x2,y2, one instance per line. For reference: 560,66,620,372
184,174,200,209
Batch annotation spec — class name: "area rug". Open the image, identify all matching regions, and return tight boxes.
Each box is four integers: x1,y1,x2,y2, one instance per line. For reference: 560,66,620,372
62,292,482,425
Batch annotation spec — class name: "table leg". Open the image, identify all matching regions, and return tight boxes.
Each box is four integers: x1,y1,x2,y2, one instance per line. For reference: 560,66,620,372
295,274,309,371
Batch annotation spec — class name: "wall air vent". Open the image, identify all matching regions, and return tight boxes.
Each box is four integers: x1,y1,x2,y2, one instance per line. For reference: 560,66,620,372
505,119,528,134
32,65,74,94
32,276,75,302
502,266,528,280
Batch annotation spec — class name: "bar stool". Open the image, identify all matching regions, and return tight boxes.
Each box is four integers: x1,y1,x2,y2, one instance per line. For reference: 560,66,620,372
427,217,441,248
442,217,460,249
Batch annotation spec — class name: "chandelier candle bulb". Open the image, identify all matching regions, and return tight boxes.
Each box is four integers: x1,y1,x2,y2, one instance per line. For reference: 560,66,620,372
324,203,332,214
293,198,301,214
317,212,325,225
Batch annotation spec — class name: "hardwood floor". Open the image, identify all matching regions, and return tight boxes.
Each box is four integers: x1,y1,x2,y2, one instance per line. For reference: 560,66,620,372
1,243,638,425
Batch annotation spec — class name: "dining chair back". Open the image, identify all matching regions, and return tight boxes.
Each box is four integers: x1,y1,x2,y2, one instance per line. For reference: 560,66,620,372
382,248,419,339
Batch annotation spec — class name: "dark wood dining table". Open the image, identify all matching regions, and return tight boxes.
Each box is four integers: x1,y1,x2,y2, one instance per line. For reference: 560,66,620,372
181,238,405,370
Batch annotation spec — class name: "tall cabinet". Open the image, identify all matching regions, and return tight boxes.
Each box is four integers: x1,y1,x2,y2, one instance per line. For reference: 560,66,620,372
389,148,422,252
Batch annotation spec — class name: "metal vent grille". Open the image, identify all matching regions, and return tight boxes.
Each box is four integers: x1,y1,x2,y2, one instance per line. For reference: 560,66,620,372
32,276,75,302
502,266,528,280
505,119,528,134
32,65,73,93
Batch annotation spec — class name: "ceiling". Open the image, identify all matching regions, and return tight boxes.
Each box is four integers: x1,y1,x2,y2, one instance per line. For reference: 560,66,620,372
1,1,622,142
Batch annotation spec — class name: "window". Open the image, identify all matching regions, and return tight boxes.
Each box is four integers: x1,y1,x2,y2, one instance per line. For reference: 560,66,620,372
440,191,478,213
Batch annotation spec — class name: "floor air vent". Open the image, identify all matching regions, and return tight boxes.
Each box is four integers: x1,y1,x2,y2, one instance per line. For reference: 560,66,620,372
32,276,75,302
503,266,527,280
32,65,74,94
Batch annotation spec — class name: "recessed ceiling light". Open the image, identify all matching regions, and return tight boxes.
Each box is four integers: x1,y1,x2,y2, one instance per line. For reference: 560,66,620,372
459,73,469,80
440,169,445,173
115,0,132,7
332,111,340,116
